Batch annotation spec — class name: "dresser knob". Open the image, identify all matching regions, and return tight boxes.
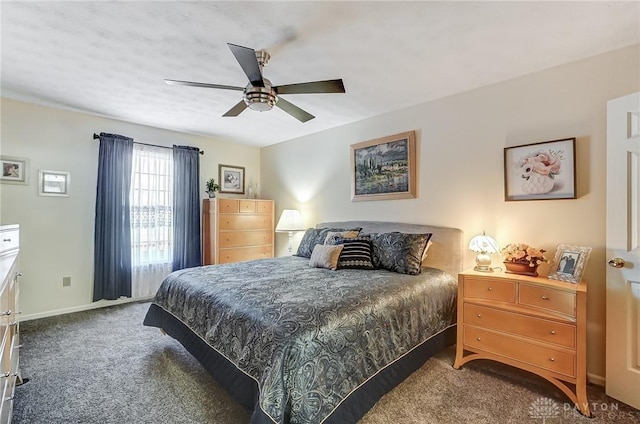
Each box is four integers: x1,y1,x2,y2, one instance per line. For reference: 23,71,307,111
476,337,481,341
4,396,14,402
2,238,11,242
541,295,549,300
476,314,482,318
487,287,493,292
1,310,11,316
549,357,555,362
550,330,556,335
0,372,9,379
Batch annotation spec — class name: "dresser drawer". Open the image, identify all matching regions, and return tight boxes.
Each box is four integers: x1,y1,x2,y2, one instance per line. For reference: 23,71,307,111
0,229,19,256
464,325,575,377
218,246,273,264
256,201,272,214
519,283,576,317
217,199,239,213
0,376,11,424
218,230,273,248
219,215,273,231
239,200,256,213
464,278,516,303
464,303,576,348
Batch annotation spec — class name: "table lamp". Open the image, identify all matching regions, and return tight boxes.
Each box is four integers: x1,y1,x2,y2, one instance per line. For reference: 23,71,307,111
275,209,304,254
468,232,499,272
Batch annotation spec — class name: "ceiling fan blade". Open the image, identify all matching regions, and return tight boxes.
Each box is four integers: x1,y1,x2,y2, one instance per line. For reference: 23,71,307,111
275,97,315,122
274,79,345,95
222,100,248,117
227,43,264,87
164,79,244,91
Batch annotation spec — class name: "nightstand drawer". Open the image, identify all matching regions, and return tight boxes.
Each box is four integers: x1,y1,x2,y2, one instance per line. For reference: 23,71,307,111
519,283,576,317
463,303,576,348
464,278,516,303
464,325,575,377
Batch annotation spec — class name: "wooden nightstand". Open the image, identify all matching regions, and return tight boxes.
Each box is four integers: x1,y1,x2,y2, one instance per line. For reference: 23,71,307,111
453,269,590,417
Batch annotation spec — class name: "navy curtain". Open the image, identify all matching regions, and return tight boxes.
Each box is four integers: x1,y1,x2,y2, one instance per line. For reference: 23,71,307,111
93,133,134,301
172,145,201,271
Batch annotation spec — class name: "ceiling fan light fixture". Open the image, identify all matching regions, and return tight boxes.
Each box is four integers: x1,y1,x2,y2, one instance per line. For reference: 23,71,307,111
244,79,277,112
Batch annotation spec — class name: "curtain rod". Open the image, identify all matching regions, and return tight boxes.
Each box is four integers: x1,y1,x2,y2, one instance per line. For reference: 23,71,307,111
92,133,204,155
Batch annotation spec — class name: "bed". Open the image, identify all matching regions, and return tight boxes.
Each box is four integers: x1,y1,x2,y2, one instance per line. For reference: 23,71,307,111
143,221,463,423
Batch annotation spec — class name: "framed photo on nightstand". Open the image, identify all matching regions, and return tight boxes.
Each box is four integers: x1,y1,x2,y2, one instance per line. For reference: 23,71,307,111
547,244,592,283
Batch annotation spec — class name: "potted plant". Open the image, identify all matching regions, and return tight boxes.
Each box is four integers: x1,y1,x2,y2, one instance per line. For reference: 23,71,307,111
205,178,219,198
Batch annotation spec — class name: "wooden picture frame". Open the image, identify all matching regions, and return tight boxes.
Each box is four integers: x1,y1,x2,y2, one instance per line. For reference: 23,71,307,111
547,244,592,283
351,131,416,202
504,137,576,201
0,156,29,185
39,170,70,197
218,164,245,194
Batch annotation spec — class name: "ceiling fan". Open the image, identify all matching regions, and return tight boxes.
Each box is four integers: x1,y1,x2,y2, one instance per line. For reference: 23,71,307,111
165,43,346,123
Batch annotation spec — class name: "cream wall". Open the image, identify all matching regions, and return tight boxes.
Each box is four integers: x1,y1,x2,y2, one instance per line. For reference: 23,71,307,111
0,98,261,318
261,44,640,380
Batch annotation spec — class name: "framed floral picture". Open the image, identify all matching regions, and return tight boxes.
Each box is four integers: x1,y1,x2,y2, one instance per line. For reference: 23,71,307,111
504,138,576,201
547,244,592,283
351,130,416,202
218,164,245,194
0,155,29,185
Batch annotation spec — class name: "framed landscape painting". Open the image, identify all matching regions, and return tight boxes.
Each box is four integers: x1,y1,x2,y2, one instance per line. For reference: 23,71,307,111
351,131,416,202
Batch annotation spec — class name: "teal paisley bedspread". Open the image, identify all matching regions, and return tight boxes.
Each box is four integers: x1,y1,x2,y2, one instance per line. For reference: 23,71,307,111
151,256,457,424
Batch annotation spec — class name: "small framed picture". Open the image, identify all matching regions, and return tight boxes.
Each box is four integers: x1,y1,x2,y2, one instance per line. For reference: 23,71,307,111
39,170,70,197
547,244,592,283
218,164,245,194
1,156,29,185
504,137,576,201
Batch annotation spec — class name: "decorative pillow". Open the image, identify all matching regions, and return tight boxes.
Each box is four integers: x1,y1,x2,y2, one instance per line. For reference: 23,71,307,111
324,230,361,245
295,227,362,258
422,239,434,263
309,244,344,270
369,232,433,275
327,237,375,270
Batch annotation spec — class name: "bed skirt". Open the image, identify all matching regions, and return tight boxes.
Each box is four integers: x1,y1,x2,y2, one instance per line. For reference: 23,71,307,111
144,303,456,424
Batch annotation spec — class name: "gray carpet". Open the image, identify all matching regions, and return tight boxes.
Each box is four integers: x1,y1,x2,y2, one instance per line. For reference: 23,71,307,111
12,302,639,424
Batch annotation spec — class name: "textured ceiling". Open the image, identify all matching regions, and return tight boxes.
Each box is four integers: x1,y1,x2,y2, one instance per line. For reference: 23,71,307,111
1,1,639,147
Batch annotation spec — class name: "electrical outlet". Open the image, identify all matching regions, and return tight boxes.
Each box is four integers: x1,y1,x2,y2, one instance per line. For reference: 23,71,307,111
62,276,71,287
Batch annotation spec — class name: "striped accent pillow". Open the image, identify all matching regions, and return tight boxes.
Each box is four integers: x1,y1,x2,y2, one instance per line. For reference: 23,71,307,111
333,237,375,270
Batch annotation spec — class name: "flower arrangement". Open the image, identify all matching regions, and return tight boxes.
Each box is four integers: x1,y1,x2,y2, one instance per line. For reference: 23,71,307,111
501,243,547,267
518,149,563,180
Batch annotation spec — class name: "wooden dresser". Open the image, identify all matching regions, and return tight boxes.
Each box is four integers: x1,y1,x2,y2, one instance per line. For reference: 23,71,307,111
0,225,21,424
202,199,274,265
454,269,590,417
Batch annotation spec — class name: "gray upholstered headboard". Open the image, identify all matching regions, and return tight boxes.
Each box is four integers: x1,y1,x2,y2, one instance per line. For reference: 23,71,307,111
316,221,464,276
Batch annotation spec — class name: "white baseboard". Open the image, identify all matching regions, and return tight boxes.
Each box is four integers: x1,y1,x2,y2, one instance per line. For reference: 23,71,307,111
588,372,605,386
21,295,154,322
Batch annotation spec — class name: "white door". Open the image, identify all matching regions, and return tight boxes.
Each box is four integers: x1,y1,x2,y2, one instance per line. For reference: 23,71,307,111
606,92,640,409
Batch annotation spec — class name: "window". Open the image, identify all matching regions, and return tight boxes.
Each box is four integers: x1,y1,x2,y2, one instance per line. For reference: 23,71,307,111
130,144,173,297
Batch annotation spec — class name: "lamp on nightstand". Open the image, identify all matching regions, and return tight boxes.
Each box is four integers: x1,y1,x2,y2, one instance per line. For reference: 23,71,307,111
275,209,305,254
468,232,499,272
